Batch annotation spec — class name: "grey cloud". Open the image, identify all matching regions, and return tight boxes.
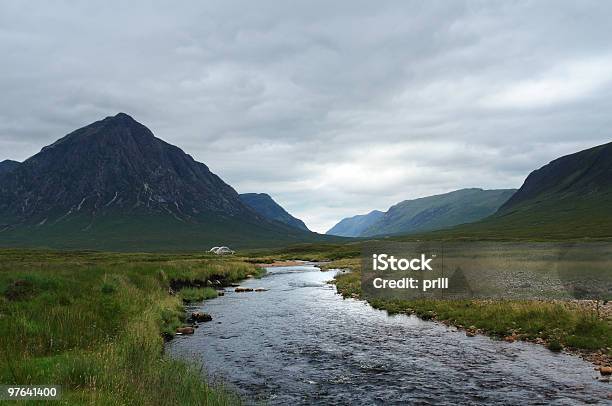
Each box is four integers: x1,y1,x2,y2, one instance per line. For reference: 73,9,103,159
1,1,612,231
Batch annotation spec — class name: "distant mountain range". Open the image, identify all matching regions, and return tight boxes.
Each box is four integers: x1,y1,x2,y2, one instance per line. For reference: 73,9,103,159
239,193,309,231
326,210,384,237
327,188,515,237
431,141,612,239
0,113,329,250
2,113,610,249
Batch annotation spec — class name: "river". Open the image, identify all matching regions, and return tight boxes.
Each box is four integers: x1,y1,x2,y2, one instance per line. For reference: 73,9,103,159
167,264,611,405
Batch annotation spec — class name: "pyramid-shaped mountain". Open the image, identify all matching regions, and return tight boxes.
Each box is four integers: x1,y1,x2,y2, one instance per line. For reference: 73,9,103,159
0,113,326,250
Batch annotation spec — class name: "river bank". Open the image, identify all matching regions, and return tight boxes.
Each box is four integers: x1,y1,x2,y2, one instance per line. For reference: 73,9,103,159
0,249,260,405
324,259,612,372
168,263,611,404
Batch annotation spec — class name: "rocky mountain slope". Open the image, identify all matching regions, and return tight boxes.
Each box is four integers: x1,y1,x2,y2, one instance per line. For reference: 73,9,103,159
240,193,309,231
0,113,328,250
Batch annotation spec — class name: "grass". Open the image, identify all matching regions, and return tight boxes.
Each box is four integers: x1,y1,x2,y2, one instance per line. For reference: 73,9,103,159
330,260,612,354
2,239,610,404
397,195,612,241
180,287,219,303
244,242,362,262
0,212,345,252
0,249,263,405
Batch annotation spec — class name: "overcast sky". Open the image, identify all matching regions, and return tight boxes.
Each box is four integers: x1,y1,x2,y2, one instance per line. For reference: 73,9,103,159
1,1,612,232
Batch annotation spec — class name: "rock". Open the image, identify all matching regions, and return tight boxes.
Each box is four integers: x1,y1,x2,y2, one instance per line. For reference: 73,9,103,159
176,326,194,335
191,311,212,322
235,287,253,293
600,366,612,376
504,334,518,343
4,279,35,301
254,288,268,292
466,331,476,337
246,274,254,278
420,311,436,321
216,290,225,296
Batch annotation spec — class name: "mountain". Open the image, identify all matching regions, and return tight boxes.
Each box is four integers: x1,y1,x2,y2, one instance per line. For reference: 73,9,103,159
326,210,384,237
0,160,19,177
330,188,515,237
434,141,612,239
239,193,309,231
0,113,329,250
363,188,516,236
497,142,612,213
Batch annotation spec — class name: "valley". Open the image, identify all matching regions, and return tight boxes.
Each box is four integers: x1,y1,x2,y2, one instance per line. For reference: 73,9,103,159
0,116,611,404
2,248,610,404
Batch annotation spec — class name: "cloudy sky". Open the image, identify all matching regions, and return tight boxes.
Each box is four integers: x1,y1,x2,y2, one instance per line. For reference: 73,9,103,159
1,1,612,232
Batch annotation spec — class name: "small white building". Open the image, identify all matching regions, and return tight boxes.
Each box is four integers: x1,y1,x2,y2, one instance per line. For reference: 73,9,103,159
209,246,235,255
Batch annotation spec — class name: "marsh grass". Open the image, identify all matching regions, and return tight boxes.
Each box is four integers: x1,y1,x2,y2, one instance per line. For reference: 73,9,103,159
0,249,260,405
332,264,612,353
180,287,219,303
246,242,362,262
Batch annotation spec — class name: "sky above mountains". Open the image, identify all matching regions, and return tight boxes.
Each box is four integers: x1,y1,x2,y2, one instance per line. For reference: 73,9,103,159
1,1,612,232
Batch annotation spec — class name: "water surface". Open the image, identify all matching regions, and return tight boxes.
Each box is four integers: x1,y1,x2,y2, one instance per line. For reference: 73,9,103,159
167,265,610,405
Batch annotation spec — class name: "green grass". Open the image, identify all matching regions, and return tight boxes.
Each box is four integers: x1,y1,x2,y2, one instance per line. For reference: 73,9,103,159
331,265,612,353
399,195,612,241
180,287,219,303
0,212,346,251
245,242,362,262
0,249,262,405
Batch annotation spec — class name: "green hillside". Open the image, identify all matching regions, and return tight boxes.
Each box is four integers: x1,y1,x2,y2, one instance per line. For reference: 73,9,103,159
362,188,515,237
326,210,384,237
407,142,612,240
0,212,337,251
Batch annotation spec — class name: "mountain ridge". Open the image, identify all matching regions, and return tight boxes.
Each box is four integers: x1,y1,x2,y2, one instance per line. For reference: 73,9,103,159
239,193,309,231
0,113,330,250
0,160,20,177
412,141,612,239
326,210,384,237
327,188,516,237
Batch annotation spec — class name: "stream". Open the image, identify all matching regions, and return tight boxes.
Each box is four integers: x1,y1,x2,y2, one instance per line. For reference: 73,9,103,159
167,264,611,405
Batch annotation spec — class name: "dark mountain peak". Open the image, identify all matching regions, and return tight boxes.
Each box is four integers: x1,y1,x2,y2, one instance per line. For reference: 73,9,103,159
40,113,155,155
0,114,254,227
0,160,20,177
498,140,612,213
239,193,309,231
0,114,326,249
97,112,144,130
108,112,135,121
0,159,20,167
